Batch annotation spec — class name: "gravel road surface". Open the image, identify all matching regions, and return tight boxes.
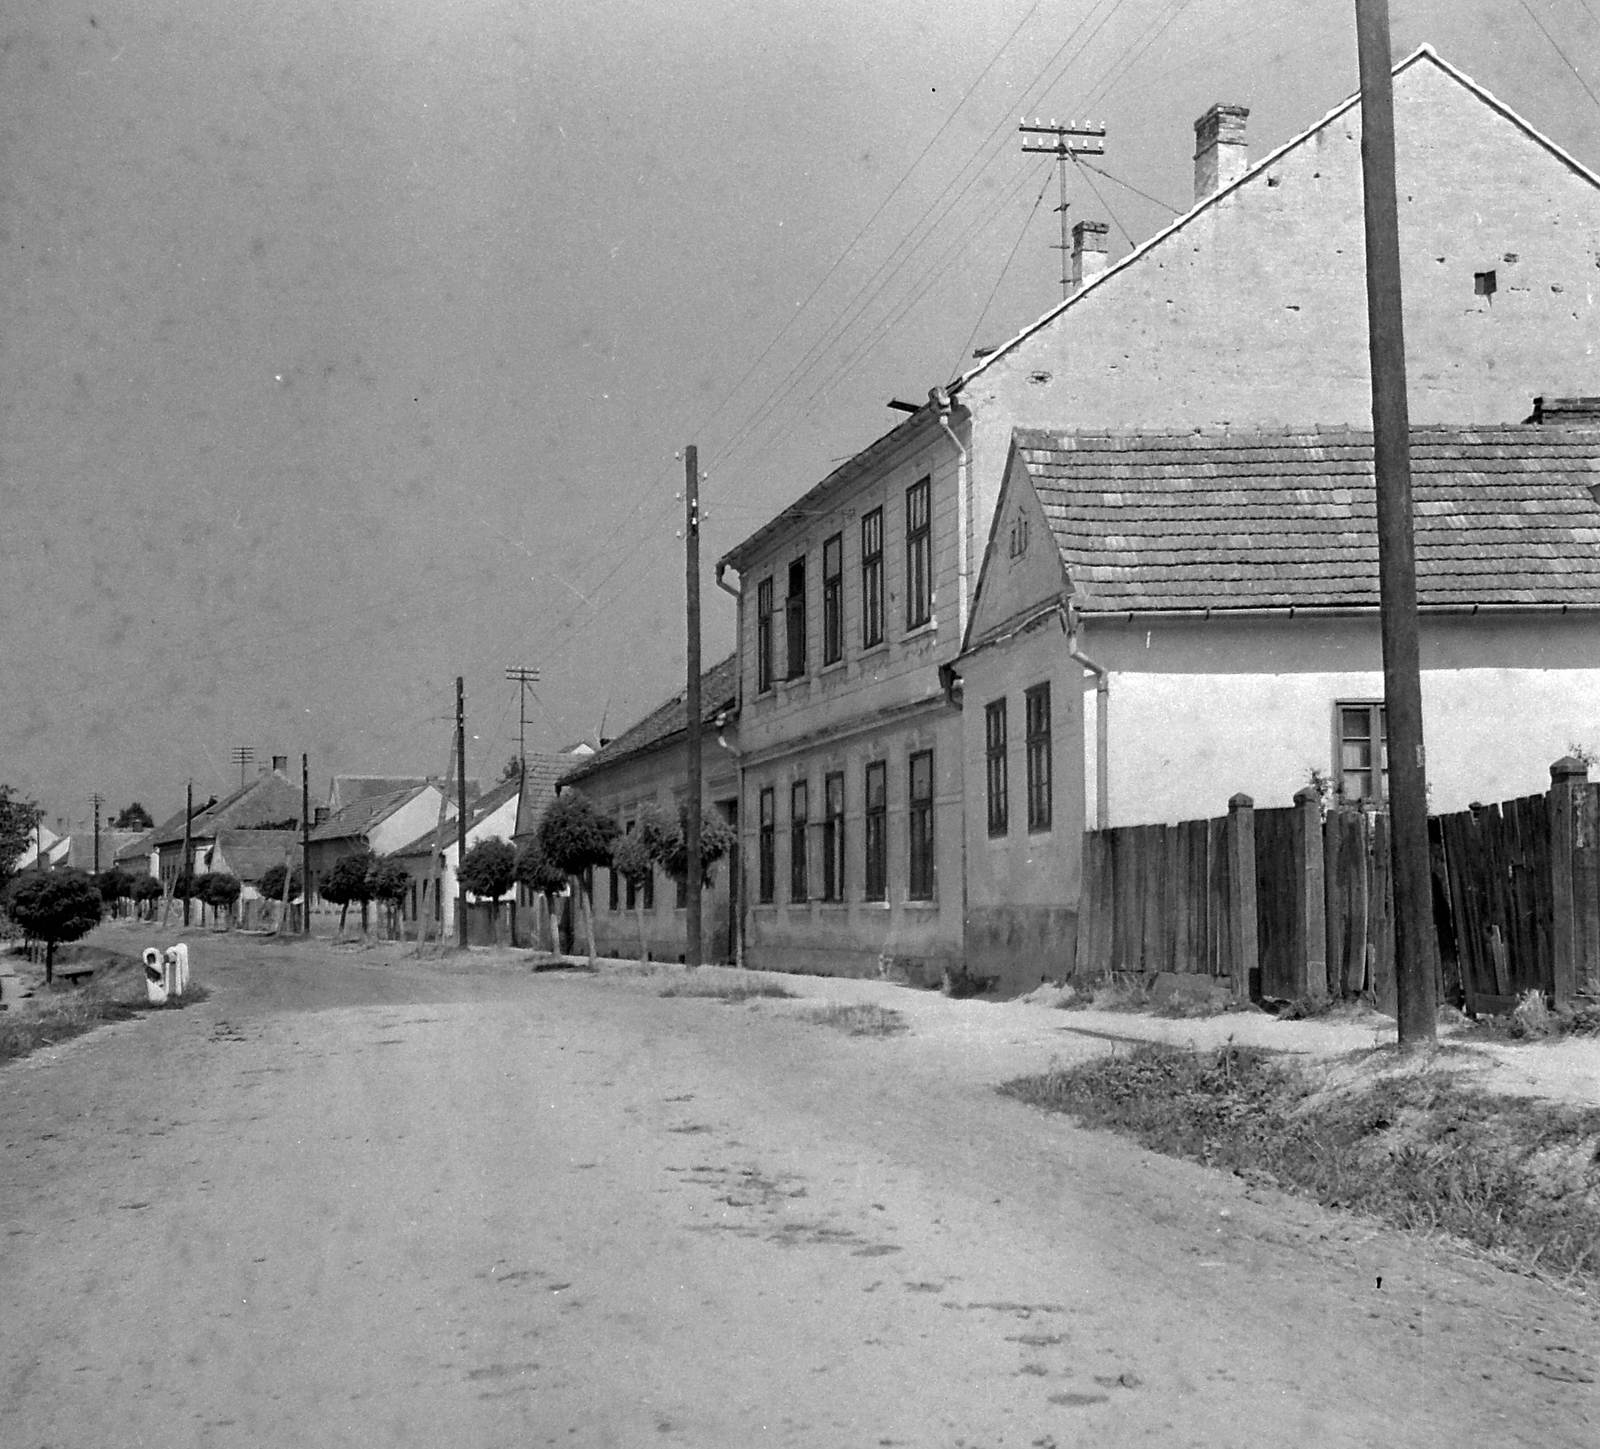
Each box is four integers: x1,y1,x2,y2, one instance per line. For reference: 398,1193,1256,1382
2,928,1596,1446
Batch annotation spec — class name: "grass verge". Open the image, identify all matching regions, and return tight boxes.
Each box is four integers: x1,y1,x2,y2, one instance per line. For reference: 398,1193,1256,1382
1,955,210,1067
1001,1042,1600,1286
803,1002,908,1037
658,976,797,1002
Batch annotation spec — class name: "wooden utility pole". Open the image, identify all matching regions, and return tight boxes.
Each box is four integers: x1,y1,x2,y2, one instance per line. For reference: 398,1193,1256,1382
1356,0,1434,1045
684,445,703,968
505,666,540,779
89,792,104,875
301,754,312,936
1019,119,1106,298
182,779,193,927
456,676,469,950
230,745,254,791
425,730,457,951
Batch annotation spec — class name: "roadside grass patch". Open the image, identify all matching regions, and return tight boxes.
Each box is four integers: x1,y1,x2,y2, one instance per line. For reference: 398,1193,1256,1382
1001,1042,1600,1286
803,1002,909,1037
0,956,210,1067
658,975,796,1003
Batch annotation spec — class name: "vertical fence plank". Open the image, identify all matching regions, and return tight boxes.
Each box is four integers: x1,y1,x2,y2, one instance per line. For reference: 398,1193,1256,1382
1576,782,1600,998
1228,794,1258,1000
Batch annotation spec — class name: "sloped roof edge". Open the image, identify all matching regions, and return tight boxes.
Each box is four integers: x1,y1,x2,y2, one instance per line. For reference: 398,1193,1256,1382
953,46,1600,398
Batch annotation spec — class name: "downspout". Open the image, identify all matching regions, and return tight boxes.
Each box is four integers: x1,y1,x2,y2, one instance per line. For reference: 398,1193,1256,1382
931,387,971,643
1063,602,1109,830
715,560,746,967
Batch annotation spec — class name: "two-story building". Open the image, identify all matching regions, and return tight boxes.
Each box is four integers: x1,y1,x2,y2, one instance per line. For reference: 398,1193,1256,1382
715,45,1600,989
719,416,971,985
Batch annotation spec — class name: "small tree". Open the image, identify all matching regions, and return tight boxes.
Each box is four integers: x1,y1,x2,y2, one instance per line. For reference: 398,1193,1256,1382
501,754,524,782
653,805,737,889
258,862,304,904
610,827,656,965
535,792,618,967
370,859,410,940
459,838,516,944
132,875,164,920
322,850,376,935
514,838,567,954
202,872,242,928
8,869,102,983
112,802,154,831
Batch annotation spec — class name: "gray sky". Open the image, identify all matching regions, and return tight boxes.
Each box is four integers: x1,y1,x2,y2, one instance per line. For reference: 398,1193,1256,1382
3,0,1597,829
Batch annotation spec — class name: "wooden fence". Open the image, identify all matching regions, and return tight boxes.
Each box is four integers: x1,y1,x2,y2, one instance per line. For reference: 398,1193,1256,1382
1076,757,1600,1010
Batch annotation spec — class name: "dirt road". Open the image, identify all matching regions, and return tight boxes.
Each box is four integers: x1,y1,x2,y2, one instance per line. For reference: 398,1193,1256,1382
2,929,1596,1446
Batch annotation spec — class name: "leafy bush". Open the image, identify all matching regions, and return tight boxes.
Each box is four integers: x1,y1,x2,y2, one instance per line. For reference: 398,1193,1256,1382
651,805,735,888
535,792,618,876
258,863,303,902
98,867,137,906
459,838,516,902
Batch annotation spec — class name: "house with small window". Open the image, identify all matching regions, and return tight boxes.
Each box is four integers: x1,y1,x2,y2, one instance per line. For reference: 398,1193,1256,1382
305,782,453,907
558,655,741,964
717,45,1600,987
966,419,1593,806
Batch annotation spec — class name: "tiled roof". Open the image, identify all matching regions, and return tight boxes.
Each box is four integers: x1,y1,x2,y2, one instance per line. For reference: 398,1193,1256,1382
388,773,523,860
1012,425,1600,614
212,829,301,883
308,786,428,843
514,752,574,838
559,654,739,787
327,775,429,812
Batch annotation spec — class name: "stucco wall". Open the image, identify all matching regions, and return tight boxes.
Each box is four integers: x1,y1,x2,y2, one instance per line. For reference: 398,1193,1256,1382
1078,612,1600,826
960,618,1086,994
742,706,964,985
569,741,740,965
961,56,1600,550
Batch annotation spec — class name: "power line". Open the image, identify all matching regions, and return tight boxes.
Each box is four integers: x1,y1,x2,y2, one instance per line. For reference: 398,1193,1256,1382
1513,0,1600,118
1074,159,1182,213
956,163,1058,374
1071,153,1135,246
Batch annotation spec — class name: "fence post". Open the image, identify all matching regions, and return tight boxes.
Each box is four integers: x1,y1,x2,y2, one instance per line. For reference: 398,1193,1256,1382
1293,786,1329,999
1228,793,1259,1001
1549,756,1587,1009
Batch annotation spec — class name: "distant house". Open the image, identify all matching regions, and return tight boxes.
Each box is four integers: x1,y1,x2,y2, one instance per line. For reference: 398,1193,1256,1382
305,783,453,906
390,774,524,941
149,768,303,888
952,420,1600,987
114,828,159,878
327,774,478,814
203,830,302,901
557,655,741,964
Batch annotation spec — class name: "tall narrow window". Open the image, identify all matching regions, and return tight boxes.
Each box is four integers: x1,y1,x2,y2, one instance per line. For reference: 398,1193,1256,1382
789,780,809,903
985,699,1009,837
1025,683,1052,832
784,558,807,679
863,761,887,901
908,750,935,899
758,787,775,903
675,868,687,909
756,577,775,693
861,508,884,648
822,771,845,902
623,819,636,909
1336,702,1388,802
610,841,621,911
905,477,931,630
822,534,843,665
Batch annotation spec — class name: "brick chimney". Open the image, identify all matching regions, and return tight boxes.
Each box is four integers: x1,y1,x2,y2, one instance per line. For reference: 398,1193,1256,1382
1194,103,1250,201
1071,220,1109,290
